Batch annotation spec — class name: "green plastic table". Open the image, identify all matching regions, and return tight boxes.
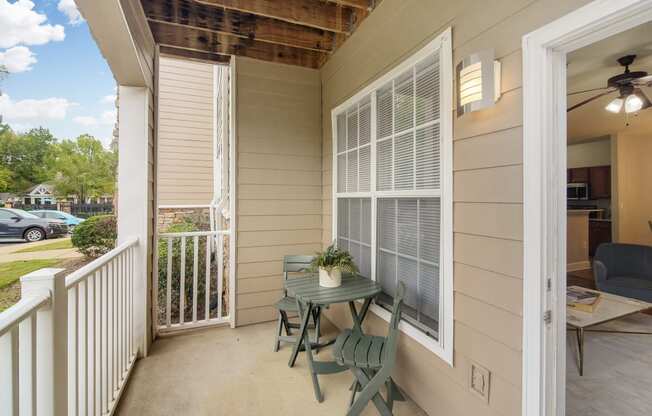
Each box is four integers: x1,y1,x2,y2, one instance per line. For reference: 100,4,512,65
285,273,382,402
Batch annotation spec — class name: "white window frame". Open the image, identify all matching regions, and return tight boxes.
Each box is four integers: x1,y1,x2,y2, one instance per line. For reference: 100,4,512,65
331,28,453,364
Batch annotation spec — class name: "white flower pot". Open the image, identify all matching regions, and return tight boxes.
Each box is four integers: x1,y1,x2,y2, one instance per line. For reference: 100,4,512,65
319,266,342,288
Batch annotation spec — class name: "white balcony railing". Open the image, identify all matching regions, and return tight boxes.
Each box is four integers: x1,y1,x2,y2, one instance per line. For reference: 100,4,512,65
157,230,230,334
0,236,139,416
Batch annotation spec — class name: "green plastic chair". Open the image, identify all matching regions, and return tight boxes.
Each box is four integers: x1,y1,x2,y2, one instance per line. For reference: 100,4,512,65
273,255,321,352
333,282,406,416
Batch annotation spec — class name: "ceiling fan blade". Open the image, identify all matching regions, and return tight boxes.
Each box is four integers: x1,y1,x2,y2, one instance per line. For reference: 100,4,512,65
632,74,652,86
567,90,616,112
567,86,611,96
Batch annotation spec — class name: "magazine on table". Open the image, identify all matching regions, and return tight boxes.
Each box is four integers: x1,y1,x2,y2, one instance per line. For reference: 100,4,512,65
567,286,601,312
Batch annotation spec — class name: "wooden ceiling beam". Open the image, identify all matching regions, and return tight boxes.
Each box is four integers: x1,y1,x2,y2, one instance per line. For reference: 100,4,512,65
193,0,354,34
159,44,231,64
326,0,370,10
149,19,324,68
142,0,335,53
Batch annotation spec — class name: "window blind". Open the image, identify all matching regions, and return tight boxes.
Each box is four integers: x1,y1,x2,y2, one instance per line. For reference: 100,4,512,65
336,97,371,193
333,41,447,344
337,198,372,278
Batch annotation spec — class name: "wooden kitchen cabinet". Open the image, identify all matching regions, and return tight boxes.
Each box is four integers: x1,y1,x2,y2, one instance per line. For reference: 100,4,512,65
589,166,611,199
568,167,590,183
589,220,612,257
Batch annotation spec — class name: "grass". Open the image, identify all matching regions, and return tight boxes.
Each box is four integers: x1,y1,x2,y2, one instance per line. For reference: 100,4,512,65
0,259,62,312
0,259,62,289
13,238,74,253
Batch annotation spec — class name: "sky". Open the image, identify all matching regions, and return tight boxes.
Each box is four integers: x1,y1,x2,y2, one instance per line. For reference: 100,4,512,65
0,0,117,147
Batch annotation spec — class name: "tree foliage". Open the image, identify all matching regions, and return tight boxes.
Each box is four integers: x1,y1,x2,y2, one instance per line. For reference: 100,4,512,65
0,126,116,199
51,134,117,201
0,125,57,191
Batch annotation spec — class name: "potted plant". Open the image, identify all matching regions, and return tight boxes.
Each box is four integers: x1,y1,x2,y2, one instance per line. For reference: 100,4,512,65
311,243,358,288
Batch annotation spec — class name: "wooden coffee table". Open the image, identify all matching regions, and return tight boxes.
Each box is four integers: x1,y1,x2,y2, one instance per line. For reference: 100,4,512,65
566,286,652,376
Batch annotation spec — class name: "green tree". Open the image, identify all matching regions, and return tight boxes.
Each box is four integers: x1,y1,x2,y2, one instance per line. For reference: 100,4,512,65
52,135,117,202
0,125,57,192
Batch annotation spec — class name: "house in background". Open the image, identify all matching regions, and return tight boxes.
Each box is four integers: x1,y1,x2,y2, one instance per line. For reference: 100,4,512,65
2,1,651,416
22,183,56,205
0,192,19,206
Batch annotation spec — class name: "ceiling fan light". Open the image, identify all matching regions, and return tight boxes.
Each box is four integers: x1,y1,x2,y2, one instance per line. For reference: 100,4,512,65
605,97,623,113
625,94,643,113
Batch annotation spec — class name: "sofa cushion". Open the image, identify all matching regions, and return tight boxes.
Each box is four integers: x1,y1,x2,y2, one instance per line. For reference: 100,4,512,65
601,277,652,303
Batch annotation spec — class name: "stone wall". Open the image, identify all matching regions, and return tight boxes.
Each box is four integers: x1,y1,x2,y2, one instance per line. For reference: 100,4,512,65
157,207,211,232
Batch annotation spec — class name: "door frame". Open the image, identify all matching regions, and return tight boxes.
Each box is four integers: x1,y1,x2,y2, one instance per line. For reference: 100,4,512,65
521,1,652,415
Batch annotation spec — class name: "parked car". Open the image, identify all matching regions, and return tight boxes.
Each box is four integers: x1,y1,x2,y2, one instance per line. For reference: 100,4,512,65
0,208,68,242
31,210,85,229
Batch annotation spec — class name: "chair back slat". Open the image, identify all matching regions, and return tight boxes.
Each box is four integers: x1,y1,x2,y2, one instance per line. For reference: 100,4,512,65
382,282,405,373
283,255,314,279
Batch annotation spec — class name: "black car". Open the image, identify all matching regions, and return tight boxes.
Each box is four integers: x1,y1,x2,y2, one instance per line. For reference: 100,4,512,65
0,208,69,242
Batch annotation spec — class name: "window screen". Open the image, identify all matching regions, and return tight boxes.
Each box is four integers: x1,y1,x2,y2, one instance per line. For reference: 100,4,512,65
337,198,372,279
376,198,440,334
336,97,371,193
332,33,450,350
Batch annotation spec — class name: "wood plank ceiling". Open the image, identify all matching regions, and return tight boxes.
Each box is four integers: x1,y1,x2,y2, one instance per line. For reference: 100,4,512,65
141,0,380,68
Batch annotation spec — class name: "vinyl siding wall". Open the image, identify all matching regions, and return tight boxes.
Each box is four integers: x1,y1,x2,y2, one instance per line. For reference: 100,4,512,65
119,0,158,349
157,56,215,206
320,1,590,415
235,57,322,326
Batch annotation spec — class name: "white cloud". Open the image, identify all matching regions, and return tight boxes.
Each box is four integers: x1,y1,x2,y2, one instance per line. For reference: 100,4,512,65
100,94,116,104
0,46,37,73
101,109,117,125
73,115,97,126
0,94,77,123
0,0,65,49
57,0,83,25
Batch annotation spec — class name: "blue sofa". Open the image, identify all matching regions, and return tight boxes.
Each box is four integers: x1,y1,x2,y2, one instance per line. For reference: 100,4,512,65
593,243,652,303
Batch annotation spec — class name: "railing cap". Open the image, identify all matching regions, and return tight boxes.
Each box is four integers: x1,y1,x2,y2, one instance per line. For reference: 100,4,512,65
21,268,66,283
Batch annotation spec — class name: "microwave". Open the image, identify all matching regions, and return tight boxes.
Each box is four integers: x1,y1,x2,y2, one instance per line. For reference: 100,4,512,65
567,183,589,200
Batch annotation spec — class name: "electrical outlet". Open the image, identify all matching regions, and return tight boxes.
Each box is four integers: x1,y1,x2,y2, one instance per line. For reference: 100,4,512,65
469,362,491,403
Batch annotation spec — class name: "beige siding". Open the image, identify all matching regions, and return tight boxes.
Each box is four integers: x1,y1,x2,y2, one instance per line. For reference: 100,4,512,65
320,0,590,415
119,0,157,349
157,56,215,206
235,57,322,326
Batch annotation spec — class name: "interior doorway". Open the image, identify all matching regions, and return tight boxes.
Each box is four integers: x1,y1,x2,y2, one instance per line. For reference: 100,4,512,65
521,1,652,415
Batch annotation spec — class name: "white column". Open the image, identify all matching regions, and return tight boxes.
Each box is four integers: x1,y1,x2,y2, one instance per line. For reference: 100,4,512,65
117,86,150,357
21,268,67,416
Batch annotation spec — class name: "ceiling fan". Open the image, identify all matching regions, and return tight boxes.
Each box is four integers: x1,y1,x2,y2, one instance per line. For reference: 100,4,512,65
567,54,652,113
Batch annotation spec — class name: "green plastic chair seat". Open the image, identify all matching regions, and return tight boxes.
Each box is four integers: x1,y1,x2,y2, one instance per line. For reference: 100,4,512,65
333,329,386,370
274,296,298,312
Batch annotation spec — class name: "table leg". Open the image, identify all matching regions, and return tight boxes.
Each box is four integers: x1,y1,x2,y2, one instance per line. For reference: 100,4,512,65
288,300,312,368
348,298,373,334
297,301,323,402
576,327,584,376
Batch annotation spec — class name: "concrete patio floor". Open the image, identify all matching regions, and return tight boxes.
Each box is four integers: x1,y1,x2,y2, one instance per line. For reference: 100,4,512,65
116,321,427,415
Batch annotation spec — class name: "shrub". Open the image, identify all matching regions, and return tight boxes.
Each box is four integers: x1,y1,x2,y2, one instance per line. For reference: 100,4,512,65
71,215,117,258
158,220,219,323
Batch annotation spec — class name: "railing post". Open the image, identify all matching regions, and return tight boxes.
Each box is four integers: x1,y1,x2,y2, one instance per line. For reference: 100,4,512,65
21,268,68,416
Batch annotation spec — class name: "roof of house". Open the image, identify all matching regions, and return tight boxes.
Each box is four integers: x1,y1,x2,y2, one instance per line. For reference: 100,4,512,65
24,183,55,195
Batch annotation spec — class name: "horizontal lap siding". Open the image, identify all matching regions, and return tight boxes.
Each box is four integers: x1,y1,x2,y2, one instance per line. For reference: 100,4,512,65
320,0,590,415
157,56,214,206
235,57,322,326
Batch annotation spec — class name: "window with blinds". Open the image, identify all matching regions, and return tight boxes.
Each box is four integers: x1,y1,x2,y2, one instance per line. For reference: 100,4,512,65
332,30,451,355
336,97,371,193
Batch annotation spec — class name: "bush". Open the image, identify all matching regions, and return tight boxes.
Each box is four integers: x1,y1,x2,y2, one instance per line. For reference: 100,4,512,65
158,220,219,324
71,215,117,258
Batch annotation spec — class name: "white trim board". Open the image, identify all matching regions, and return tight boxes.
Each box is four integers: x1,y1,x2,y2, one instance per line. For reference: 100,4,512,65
521,1,652,415
330,28,454,364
